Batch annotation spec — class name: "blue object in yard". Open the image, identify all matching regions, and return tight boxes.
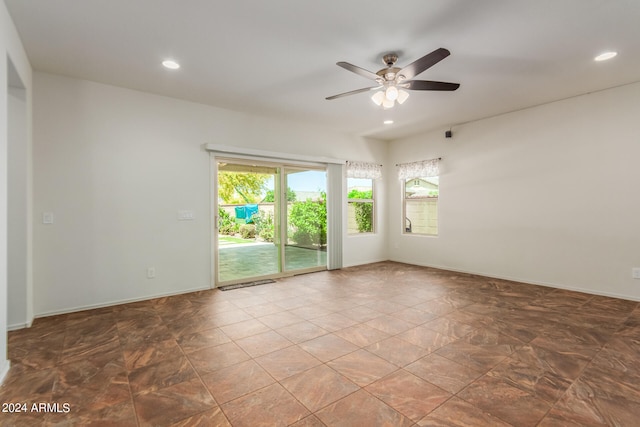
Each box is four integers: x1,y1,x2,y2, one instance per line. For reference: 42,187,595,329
234,206,246,219
245,204,258,223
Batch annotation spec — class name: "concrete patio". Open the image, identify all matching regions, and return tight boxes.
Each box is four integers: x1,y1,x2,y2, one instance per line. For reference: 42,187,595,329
218,240,327,283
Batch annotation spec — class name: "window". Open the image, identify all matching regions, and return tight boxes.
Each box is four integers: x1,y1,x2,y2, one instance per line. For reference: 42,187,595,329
403,175,439,235
345,160,381,235
398,158,440,236
347,177,374,234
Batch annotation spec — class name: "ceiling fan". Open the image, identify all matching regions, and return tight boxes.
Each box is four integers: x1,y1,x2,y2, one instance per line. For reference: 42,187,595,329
326,47,460,109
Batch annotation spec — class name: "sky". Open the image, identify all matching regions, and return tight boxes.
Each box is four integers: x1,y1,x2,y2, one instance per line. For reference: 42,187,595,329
288,170,327,191
264,173,375,194
265,170,327,193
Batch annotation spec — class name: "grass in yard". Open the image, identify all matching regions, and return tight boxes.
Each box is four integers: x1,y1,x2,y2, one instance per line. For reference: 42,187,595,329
219,235,255,245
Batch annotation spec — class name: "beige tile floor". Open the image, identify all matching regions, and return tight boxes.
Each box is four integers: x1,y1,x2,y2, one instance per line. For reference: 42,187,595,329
1,261,639,426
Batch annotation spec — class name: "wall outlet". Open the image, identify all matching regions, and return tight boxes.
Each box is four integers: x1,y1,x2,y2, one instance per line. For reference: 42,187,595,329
633,268,640,279
147,267,156,279
42,212,54,224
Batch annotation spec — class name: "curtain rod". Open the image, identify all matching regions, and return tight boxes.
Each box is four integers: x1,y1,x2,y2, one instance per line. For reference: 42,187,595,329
346,161,383,167
395,157,442,167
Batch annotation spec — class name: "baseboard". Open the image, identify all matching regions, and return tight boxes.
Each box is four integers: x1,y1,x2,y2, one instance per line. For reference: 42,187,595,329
389,257,640,302
8,322,30,331
24,260,639,326
343,257,389,268
33,285,211,321
0,360,11,386
7,314,34,331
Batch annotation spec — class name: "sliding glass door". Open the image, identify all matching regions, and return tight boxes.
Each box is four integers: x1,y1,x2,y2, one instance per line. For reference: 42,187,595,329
216,161,280,283
283,168,327,272
215,159,327,286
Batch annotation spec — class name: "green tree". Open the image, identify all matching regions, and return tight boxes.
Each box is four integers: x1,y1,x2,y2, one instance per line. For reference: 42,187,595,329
288,192,326,247
218,172,269,204
353,203,373,232
263,187,296,202
348,189,373,233
347,189,372,199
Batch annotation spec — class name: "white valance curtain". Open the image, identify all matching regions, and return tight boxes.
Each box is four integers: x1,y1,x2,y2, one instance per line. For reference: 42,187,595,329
397,158,440,180
346,161,382,179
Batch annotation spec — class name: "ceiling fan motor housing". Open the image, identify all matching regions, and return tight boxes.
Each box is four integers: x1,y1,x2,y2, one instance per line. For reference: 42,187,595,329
382,53,398,67
378,53,403,82
377,67,401,82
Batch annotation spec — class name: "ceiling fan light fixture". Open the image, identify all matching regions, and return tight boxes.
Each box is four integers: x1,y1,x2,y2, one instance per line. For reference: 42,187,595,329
385,85,399,101
371,91,385,106
397,89,409,105
372,86,407,108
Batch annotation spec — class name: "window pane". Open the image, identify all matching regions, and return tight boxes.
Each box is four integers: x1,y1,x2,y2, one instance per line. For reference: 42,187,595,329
285,168,327,272
404,176,438,235
348,201,373,233
347,178,374,234
347,178,373,199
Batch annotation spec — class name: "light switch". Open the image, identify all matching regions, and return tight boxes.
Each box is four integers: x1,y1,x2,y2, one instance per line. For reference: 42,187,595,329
178,210,194,221
43,212,54,224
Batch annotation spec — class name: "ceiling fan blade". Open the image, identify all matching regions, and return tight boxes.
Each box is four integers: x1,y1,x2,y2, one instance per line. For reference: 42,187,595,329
398,48,451,80
336,62,380,81
403,80,460,91
326,86,381,100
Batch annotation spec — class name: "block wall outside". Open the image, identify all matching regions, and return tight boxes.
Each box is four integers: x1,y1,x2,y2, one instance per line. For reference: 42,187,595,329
405,198,438,235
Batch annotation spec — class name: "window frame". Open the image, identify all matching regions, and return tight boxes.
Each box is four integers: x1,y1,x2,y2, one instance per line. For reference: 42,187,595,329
347,177,375,235
402,176,439,236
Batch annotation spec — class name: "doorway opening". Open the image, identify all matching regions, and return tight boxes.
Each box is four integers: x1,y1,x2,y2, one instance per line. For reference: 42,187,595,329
7,57,31,330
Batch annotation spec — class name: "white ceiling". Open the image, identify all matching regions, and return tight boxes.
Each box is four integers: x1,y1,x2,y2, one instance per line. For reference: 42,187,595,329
5,0,640,141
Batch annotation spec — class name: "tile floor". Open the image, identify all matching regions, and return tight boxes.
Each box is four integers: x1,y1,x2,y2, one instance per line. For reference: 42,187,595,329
2,261,640,426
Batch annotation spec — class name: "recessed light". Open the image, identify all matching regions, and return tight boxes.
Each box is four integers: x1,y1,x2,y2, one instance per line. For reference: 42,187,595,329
383,120,394,125
594,51,617,62
162,60,180,69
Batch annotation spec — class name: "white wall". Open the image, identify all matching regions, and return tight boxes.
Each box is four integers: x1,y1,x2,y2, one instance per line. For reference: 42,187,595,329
0,2,33,382
33,72,388,317
343,144,389,267
388,82,640,301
